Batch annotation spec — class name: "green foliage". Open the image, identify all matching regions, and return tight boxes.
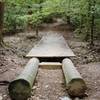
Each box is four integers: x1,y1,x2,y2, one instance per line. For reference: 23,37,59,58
4,0,100,40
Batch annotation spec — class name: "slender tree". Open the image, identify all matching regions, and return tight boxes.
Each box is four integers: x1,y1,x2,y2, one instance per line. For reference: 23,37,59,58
0,1,4,46
86,0,96,46
67,0,71,24
90,0,95,46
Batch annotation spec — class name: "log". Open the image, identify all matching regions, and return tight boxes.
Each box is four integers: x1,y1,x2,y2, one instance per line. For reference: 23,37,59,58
62,58,87,97
8,58,39,100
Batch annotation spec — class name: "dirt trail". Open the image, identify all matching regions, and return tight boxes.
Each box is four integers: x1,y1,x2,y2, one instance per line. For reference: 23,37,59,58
30,68,67,100
0,22,100,100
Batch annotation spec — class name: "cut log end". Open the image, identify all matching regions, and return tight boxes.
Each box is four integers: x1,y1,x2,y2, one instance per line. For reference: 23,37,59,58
67,79,87,97
9,79,31,100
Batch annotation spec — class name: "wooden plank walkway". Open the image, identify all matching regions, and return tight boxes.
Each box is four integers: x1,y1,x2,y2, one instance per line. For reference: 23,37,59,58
26,34,75,58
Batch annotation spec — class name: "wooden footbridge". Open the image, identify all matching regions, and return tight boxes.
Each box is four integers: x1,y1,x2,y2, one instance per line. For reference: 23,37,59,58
8,34,87,100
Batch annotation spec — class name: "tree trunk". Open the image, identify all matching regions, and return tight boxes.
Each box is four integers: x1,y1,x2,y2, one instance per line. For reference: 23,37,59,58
0,1,4,46
79,15,83,34
90,13,94,46
67,16,71,25
67,0,71,25
90,0,95,46
36,26,39,37
85,0,91,42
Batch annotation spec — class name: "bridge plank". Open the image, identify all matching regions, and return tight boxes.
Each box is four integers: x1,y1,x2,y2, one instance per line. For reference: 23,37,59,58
26,34,75,58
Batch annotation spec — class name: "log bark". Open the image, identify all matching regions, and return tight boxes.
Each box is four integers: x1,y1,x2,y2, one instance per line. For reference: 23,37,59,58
62,58,87,97
0,1,4,45
8,58,39,100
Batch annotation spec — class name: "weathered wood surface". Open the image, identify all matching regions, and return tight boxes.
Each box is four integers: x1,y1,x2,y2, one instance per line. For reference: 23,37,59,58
26,34,75,58
39,62,62,69
8,58,39,100
62,58,87,97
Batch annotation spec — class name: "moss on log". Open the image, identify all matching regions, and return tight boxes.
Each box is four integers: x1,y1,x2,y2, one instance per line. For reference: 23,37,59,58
8,58,39,100
62,58,87,97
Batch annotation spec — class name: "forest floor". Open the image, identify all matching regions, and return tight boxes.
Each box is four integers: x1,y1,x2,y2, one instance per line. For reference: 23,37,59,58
0,21,100,100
